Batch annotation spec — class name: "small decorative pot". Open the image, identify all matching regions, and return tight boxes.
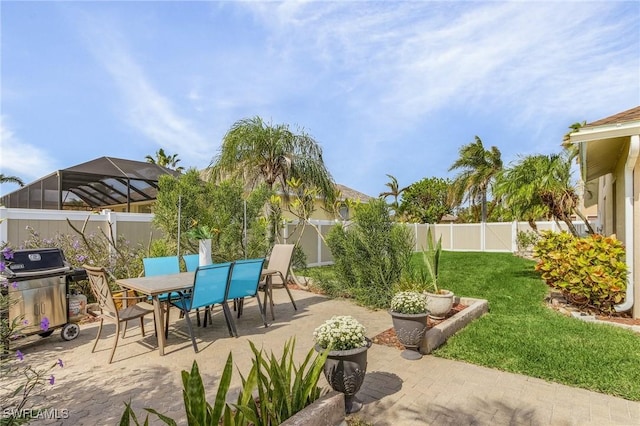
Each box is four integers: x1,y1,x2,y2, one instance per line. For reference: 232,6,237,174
316,338,372,414
425,290,454,319
390,311,428,360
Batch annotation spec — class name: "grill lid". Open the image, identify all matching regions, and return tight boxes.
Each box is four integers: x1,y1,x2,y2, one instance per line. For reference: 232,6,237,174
2,248,71,278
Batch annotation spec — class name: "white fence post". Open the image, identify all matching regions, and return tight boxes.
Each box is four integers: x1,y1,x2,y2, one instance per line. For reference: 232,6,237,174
0,207,8,244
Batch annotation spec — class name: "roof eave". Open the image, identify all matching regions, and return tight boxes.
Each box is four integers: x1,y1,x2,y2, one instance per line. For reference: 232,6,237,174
569,121,640,143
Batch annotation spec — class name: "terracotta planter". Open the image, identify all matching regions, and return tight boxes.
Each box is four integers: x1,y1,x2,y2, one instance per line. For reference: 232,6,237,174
390,311,428,360
425,290,454,319
316,338,372,414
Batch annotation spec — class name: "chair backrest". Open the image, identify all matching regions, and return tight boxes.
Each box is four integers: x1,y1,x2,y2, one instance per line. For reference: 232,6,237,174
182,254,199,272
143,256,180,277
190,262,234,310
227,258,265,300
266,244,295,285
83,265,118,320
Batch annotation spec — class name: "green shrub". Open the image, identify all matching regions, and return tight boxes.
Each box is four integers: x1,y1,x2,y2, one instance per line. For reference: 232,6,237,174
326,199,414,308
533,231,627,313
515,230,539,254
21,225,145,298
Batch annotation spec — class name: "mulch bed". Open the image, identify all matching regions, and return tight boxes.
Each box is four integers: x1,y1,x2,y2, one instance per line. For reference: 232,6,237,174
372,303,468,350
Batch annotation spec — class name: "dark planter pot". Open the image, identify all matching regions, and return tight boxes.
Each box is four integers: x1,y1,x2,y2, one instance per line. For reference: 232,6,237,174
316,338,372,414
390,311,429,360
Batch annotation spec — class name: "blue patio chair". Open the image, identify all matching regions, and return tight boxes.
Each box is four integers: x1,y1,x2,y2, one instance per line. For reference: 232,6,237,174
170,262,235,352
226,258,268,335
182,253,209,326
182,254,199,272
143,256,181,337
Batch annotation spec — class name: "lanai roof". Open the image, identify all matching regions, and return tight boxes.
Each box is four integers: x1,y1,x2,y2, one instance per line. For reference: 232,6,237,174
0,157,180,210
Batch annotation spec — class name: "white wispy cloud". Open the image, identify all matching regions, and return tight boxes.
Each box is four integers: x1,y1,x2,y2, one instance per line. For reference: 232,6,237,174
0,116,56,185
75,12,211,167
240,1,638,183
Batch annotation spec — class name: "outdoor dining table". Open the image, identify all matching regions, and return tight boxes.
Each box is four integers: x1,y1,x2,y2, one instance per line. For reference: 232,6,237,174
116,272,194,356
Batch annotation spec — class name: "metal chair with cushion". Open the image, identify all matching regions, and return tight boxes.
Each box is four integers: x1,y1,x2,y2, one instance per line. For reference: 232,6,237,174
142,256,181,336
227,258,268,334
260,244,298,320
83,264,156,364
170,262,236,352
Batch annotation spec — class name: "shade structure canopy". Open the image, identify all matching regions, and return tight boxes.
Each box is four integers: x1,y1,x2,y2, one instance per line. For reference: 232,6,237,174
0,157,181,211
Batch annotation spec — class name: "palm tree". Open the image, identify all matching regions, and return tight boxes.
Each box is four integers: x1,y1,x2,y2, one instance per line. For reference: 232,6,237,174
209,116,336,241
448,136,503,223
145,148,184,172
494,153,594,236
379,174,406,217
0,174,25,187
562,121,586,162
210,116,335,198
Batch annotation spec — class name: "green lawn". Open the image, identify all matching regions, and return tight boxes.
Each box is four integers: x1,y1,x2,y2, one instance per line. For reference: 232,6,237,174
307,251,640,401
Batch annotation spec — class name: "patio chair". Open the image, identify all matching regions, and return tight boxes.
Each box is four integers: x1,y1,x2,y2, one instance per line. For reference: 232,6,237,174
226,258,268,334
143,256,181,336
182,254,199,272
170,262,235,352
259,244,298,320
83,265,156,364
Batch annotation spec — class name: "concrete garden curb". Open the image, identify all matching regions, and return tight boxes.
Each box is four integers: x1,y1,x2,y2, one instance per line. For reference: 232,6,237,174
281,390,346,426
420,296,488,354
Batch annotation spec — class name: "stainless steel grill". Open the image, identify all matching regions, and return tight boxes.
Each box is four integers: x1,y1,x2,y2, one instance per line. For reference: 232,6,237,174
3,248,82,340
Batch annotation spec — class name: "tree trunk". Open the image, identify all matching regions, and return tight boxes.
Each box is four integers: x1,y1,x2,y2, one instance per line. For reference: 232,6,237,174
481,191,487,223
572,207,595,234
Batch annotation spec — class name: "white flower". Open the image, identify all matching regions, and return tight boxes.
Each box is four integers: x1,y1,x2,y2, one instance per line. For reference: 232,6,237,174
390,291,427,314
313,315,367,351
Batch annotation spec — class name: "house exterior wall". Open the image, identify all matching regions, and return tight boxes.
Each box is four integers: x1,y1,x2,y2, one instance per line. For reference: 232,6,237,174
634,154,640,318
596,140,640,319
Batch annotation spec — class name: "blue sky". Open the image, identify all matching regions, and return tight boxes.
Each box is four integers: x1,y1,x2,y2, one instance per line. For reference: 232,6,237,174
1,1,639,199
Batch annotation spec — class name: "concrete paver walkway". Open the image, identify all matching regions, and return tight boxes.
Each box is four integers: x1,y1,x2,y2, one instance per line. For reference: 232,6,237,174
5,288,639,425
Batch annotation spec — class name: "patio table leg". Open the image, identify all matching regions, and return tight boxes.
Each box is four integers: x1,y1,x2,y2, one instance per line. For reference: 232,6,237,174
153,296,166,356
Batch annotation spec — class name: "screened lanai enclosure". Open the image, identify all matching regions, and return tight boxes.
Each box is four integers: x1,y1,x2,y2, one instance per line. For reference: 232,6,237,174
0,157,181,212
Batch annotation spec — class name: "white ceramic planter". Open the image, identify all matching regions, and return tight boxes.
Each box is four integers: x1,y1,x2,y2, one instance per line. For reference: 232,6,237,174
198,239,212,266
425,290,454,319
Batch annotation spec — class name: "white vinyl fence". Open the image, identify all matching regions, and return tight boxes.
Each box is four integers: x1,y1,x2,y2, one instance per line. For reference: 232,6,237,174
0,207,592,267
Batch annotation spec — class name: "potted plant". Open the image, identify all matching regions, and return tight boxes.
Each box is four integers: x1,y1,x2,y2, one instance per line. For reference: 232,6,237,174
422,228,454,319
185,224,217,266
389,291,428,360
313,315,371,414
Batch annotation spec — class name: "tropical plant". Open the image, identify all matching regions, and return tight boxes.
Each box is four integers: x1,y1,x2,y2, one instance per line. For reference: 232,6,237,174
399,177,452,223
515,230,539,255
248,339,329,424
209,116,336,242
533,231,627,313
422,227,443,294
145,148,184,172
326,198,414,308
0,174,25,187
562,120,586,162
390,291,427,314
494,153,594,236
22,223,145,297
153,170,270,261
379,174,406,217
313,315,367,351
184,223,217,240
120,339,329,425
448,136,503,223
